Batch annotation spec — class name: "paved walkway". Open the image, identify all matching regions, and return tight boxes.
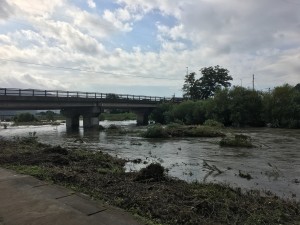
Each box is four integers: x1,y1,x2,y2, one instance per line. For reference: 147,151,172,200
0,168,144,225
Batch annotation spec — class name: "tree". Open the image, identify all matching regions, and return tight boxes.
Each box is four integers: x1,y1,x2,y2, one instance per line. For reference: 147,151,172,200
294,83,300,92
182,65,232,100
269,84,300,128
228,87,264,127
182,72,200,99
13,113,37,122
198,65,233,99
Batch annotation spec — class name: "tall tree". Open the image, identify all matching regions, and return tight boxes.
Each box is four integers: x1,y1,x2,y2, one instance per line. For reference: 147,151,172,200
198,65,233,99
182,72,200,99
182,66,232,100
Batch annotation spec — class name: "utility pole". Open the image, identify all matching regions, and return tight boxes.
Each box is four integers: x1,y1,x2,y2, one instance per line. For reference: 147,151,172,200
252,74,255,91
186,67,188,76
240,79,243,87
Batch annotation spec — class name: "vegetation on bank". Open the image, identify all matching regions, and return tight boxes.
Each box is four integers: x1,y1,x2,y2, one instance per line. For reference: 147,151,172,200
143,124,225,138
150,84,300,128
99,112,136,121
220,134,254,148
0,137,299,225
11,111,62,126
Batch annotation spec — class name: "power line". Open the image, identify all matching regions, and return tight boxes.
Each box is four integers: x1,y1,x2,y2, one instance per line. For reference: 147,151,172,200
0,58,182,81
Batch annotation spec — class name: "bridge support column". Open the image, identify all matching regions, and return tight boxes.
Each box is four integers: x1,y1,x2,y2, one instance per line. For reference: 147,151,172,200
61,107,101,130
82,114,100,129
133,109,151,126
65,115,80,130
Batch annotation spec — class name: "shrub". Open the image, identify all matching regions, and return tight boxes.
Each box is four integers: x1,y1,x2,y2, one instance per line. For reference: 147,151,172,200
135,163,165,181
220,134,254,147
142,125,168,138
203,119,224,128
184,126,225,137
13,113,37,123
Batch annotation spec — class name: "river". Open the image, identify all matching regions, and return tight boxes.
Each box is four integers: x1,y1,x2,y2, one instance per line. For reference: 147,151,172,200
0,120,299,201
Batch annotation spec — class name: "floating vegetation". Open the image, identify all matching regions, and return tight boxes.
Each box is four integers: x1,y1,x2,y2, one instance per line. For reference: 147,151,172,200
143,124,225,138
238,170,253,180
142,125,168,138
220,134,254,147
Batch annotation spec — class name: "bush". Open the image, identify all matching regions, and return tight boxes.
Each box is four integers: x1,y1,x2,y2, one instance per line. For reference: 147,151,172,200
220,134,254,147
142,125,168,138
135,163,165,181
13,113,37,123
184,126,225,137
203,119,224,128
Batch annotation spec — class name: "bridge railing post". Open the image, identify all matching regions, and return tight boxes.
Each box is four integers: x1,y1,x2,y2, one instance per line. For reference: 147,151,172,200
4,88,6,95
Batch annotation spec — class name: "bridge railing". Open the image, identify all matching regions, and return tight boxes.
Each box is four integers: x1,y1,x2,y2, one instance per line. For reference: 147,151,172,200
0,88,182,103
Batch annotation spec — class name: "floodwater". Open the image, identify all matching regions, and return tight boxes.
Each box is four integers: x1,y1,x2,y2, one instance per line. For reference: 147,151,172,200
0,120,299,200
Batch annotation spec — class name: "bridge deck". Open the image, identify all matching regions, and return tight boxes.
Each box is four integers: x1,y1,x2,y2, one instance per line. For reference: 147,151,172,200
0,88,182,110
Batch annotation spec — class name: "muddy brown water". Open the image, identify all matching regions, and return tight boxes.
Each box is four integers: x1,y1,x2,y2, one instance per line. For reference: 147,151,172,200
1,120,299,201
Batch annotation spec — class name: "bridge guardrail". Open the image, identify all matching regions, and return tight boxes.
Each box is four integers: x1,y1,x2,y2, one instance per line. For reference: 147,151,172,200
0,88,182,103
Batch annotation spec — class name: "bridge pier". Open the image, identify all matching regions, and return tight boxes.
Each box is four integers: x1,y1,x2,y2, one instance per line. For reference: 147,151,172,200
133,109,151,126
65,115,80,130
61,107,101,130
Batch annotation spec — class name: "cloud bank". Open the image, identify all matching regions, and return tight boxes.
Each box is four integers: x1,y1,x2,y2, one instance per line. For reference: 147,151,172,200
0,0,299,96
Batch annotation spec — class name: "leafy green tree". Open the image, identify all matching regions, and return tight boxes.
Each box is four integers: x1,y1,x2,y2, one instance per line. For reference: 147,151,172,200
171,101,208,125
294,83,300,92
45,111,55,121
199,66,233,99
205,88,232,126
269,84,300,128
149,103,174,124
182,72,200,99
182,65,232,99
13,113,37,122
229,87,264,127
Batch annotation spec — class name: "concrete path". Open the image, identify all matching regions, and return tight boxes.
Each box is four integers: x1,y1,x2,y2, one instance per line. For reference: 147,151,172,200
0,168,144,225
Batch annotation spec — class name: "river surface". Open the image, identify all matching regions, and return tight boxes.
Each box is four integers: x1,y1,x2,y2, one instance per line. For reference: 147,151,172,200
0,120,299,201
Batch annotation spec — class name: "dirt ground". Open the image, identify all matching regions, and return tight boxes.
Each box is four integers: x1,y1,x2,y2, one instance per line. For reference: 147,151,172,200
0,136,299,225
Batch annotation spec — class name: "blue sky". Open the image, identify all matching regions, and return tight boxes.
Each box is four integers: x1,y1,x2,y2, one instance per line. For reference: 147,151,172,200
0,0,299,96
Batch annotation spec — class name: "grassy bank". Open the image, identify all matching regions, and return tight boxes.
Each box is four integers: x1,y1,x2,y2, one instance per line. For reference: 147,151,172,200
100,112,136,121
143,124,225,138
12,121,62,126
0,137,299,225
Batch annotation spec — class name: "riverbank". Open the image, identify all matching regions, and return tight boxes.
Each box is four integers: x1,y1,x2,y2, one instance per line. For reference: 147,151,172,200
0,137,299,225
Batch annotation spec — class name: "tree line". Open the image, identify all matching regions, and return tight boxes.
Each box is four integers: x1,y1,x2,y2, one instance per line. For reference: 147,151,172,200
151,66,300,128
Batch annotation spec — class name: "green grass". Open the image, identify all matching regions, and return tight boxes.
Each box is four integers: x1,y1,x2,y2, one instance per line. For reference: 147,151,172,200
220,134,254,147
100,112,136,121
143,124,225,138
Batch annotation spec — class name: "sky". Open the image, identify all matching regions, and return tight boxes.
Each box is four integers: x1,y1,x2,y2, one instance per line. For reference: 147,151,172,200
0,0,299,97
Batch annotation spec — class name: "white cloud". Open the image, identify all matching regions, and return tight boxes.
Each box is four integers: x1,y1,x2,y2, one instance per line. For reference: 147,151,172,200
103,9,132,32
0,0,299,96
87,0,96,9
9,0,64,17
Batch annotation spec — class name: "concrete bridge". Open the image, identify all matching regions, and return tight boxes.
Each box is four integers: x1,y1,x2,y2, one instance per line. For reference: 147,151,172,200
0,88,181,129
